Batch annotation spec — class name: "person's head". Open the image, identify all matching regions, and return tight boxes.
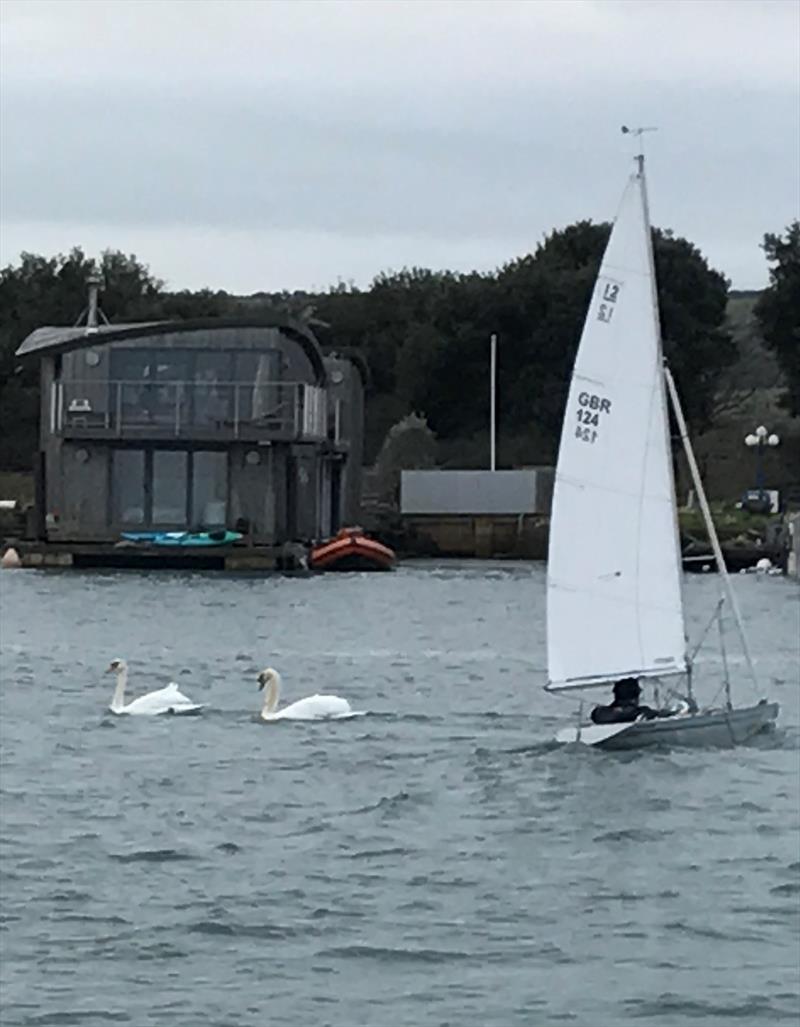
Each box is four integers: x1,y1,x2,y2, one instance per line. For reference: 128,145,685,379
613,677,641,703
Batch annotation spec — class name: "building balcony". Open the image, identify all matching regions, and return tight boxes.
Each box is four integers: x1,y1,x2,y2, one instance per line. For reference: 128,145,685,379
51,379,337,444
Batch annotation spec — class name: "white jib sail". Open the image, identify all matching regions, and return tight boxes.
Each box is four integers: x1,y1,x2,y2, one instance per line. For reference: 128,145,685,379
546,167,687,692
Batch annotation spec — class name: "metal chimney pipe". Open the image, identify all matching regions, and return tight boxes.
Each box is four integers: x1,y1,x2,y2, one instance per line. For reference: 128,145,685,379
86,272,102,330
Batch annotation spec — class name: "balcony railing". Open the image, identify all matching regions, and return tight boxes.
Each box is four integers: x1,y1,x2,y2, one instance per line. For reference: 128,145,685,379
52,379,329,441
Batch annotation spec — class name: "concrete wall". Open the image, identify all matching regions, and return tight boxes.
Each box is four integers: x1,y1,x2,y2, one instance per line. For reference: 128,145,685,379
404,514,549,559
401,469,554,516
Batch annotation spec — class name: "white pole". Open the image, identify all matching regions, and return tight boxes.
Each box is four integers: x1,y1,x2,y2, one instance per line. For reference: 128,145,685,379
490,333,497,471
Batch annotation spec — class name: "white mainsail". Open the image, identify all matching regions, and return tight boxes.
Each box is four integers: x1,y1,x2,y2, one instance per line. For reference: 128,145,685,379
546,163,687,692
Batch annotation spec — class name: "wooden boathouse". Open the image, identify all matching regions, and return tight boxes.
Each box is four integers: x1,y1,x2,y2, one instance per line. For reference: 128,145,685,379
12,294,366,569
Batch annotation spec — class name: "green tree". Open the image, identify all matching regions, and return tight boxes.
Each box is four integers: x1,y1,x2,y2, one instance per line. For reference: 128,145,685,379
754,221,800,415
653,229,735,429
320,222,734,452
0,250,94,469
0,249,164,469
315,269,464,397
395,323,448,407
0,249,249,469
0,222,739,472
476,222,734,443
96,250,164,319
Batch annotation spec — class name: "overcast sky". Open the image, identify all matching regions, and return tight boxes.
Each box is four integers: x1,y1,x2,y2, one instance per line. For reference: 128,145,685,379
1,0,798,293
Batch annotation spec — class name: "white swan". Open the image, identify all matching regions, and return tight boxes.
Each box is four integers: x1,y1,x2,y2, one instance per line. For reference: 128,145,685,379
257,667,360,721
107,658,205,716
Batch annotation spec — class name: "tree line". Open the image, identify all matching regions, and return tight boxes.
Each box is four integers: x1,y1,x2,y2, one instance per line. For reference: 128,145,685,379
0,220,797,471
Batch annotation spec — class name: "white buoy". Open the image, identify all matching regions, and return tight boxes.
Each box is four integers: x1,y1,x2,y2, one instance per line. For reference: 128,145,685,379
1,547,22,569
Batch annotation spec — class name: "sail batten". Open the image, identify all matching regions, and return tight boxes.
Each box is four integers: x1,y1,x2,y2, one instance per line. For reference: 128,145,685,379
545,166,686,691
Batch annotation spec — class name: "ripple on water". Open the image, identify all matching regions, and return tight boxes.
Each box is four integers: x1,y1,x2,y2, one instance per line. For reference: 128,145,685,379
108,849,196,864
215,842,241,855
625,993,796,1021
1,565,798,1027
186,920,304,940
19,1015,133,1026
319,944,475,964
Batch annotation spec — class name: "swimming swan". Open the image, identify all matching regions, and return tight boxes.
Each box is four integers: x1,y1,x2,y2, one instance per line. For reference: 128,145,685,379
257,667,359,721
107,658,205,716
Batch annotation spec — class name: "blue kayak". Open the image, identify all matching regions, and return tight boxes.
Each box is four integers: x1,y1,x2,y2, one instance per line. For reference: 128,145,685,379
121,530,242,547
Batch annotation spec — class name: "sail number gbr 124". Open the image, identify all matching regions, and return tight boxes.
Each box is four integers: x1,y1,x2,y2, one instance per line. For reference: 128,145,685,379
575,391,611,445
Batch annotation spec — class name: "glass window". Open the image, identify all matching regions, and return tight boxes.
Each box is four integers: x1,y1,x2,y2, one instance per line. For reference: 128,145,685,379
192,452,227,528
112,351,155,425
236,350,281,423
112,349,152,382
194,353,233,427
152,351,192,382
152,451,188,526
235,350,281,382
112,349,192,427
151,351,191,428
111,450,145,525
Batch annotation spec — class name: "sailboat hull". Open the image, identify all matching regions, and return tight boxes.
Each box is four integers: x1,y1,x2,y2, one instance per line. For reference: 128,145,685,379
579,701,780,750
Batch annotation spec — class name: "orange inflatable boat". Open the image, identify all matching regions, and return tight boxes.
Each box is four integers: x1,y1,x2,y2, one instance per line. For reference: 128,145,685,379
310,527,396,572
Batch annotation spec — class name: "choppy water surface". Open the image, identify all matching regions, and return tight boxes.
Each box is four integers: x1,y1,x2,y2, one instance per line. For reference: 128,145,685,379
1,562,798,1026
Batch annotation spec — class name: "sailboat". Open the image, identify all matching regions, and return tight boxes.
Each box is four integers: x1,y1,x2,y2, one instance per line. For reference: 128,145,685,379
546,136,779,750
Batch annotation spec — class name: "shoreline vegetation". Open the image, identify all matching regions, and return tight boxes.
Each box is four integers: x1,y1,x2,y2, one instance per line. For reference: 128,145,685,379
1,222,797,511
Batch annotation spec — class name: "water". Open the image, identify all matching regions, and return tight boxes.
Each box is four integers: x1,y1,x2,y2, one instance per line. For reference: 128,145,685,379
1,563,798,1026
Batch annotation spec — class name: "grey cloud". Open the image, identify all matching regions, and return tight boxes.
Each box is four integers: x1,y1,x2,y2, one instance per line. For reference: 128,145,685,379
2,80,796,238
0,0,797,290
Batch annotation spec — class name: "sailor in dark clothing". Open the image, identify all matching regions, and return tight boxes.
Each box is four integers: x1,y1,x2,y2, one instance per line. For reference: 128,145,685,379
590,677,664,724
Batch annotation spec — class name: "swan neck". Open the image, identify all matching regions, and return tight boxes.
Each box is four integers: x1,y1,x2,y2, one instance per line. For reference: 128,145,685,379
262,674,280,714
111,668,127,711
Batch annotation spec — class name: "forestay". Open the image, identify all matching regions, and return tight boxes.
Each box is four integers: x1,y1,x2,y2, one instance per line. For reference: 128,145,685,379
546,168,687,692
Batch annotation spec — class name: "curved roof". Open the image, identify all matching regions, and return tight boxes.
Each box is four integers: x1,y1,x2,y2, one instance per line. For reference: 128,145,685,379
15,323,162,357
16,315,328,382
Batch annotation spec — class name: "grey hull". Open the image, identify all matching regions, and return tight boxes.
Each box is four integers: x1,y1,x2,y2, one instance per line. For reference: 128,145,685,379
596,701,779,751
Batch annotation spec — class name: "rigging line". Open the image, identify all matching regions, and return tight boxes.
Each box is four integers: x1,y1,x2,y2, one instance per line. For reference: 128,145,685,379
663,363,761,696
718,605,733,711
706,679,728,711
689,596,726,662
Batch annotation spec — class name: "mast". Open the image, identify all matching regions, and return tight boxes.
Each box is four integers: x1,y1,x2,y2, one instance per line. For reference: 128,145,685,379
631,128,693,698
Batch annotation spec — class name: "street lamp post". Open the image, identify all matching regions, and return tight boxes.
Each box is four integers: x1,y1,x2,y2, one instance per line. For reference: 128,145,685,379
744,424,780,504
